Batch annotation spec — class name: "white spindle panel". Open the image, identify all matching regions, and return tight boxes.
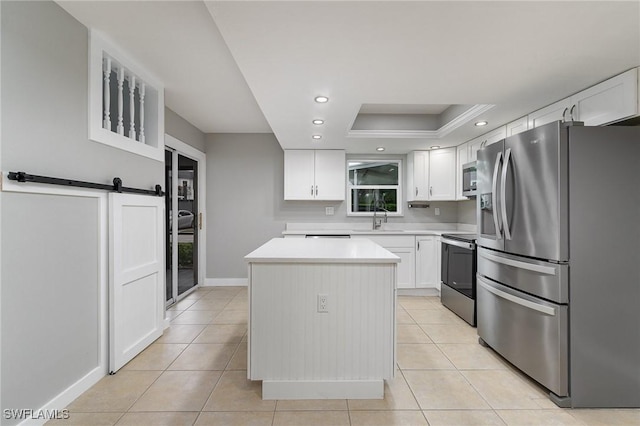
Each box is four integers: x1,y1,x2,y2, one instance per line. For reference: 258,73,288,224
249,263,395,383
129,74,136,140
103,57,111,130
139,83,146,144
116,67,125,135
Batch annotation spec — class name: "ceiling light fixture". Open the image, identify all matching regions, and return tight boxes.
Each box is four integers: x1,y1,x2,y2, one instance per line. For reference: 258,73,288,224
376,147,385,152
475,121,488,126
312,119,324,125
312,135,322,140
314,96,329,103
431,145,441,150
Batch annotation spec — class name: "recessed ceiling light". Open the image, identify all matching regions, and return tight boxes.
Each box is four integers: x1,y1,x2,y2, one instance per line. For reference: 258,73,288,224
431,145,441,150
475,121,488,126
312,119,324,125
314,96,329,103
312,135,322,140
376,147,385,152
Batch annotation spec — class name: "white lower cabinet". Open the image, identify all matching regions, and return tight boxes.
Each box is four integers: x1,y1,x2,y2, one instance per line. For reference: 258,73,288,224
415,236,440,289
359,235,415,289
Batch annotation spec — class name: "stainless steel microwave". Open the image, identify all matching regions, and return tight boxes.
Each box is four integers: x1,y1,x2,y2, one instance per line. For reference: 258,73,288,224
462,161,477,197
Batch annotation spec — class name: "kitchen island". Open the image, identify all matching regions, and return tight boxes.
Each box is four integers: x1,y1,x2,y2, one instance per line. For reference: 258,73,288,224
245,237,400,400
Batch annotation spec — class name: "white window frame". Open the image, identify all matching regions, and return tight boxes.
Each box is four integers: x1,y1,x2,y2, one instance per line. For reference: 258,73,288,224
88,30,164,162
347,157,403,216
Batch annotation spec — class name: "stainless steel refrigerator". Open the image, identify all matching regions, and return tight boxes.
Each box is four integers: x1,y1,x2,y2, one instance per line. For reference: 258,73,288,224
476,120,640,408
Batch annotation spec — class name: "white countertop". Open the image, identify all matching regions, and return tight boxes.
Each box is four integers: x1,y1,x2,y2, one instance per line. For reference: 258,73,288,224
245,238,401,264
282,229,471,236
282,222,476,237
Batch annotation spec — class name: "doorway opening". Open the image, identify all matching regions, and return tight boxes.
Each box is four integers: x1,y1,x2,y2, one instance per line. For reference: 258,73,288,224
165,137,205,306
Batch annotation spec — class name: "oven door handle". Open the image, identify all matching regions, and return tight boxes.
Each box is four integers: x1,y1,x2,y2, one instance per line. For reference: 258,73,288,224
441,238,474,250
478,277,556,316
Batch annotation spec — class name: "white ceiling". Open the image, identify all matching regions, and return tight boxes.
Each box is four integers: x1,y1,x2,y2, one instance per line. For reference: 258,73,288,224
57,1,640,153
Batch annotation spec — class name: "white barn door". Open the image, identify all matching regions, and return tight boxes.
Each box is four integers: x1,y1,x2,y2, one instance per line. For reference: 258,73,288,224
109,193,164,373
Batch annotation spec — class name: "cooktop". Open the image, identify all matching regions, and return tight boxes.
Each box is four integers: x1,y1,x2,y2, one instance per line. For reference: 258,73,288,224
441,233,477,243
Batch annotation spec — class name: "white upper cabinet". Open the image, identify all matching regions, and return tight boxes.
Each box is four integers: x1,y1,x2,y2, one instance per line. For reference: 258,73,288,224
456,142,470,200
428,147,457,201
284,150,345,200
506,116,529,137
469,126,506,162
407,148,456,202
529,68,638,129
528,98,573,129
572,68,638,126
407,151,430,201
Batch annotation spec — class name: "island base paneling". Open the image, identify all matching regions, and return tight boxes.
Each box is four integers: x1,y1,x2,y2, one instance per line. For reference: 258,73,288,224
248,262,396,399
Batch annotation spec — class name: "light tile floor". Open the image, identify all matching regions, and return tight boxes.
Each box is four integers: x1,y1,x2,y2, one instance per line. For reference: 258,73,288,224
49,287,640,426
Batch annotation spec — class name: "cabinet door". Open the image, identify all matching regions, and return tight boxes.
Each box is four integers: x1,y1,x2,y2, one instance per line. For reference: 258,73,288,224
506,116,529,137
456,143,470,200
284,150,315,200
528,98,572,129
468,136,484,162
314,150,345,200
389,247,415,289
429,147,456,200
415,237,438,289
407,151,429,201
484,126,507,146
573,68,638,126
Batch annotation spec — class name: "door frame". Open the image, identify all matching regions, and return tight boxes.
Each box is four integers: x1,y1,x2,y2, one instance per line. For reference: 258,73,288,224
165,134,206,304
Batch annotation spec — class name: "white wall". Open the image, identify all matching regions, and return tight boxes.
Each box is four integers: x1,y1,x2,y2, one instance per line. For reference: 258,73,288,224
165,107,206,152
205,133,464,280
1,1,163,421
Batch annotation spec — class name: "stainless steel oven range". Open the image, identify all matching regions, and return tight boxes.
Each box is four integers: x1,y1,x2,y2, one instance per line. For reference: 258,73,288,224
440,233,477,326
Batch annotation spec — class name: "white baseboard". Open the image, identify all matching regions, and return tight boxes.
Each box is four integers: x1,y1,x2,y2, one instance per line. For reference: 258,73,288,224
262,380,384,400
204,278,248,287
164,317,171,330
18,365,106,426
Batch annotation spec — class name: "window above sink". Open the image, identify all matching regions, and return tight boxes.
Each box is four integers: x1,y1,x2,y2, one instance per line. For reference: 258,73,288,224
347,159,403,216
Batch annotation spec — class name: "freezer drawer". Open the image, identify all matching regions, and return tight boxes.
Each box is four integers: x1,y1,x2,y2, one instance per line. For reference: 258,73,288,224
477,275,568,397
478,247,568,303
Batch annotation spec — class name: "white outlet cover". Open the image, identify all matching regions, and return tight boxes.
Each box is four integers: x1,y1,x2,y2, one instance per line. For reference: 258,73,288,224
325,207,334,216
435,207,440,216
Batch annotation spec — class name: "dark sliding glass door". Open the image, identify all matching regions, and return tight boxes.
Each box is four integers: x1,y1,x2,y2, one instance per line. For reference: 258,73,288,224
165,149,199,305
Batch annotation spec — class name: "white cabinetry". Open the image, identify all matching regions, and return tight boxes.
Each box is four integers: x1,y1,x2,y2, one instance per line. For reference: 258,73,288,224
529,68,638,128
407,148,456,202
406,151,429,201
469,126,506,162
455,143,470,200
415,236,438,289
361,235,415,289
506,116,529,137
428,148,456,201
284,150,345,200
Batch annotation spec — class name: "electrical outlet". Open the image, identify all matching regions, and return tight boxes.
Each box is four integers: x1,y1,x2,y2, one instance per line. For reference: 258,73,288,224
435,207,440,216
325,206,334,216
317,294,328,313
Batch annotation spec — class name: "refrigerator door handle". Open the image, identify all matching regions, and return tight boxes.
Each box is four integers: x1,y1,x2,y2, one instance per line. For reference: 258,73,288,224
491,151,503,238
478,277,556,316
500,148,512,241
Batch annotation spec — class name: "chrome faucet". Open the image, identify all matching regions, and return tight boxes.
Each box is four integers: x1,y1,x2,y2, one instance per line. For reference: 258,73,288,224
372,199,389,230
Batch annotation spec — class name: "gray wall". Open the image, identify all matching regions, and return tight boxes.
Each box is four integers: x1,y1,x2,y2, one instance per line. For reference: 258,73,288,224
1,1,162,419
205,133,463,279
165,107,206,152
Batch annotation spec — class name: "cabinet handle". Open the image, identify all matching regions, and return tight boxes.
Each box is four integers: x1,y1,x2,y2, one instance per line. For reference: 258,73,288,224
315,185,318,196
415,187,418,196
430,186,433,196
417,241,420,250
199,213,202,230
569,105,576,121
311,185,314,196
562,107,568,122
